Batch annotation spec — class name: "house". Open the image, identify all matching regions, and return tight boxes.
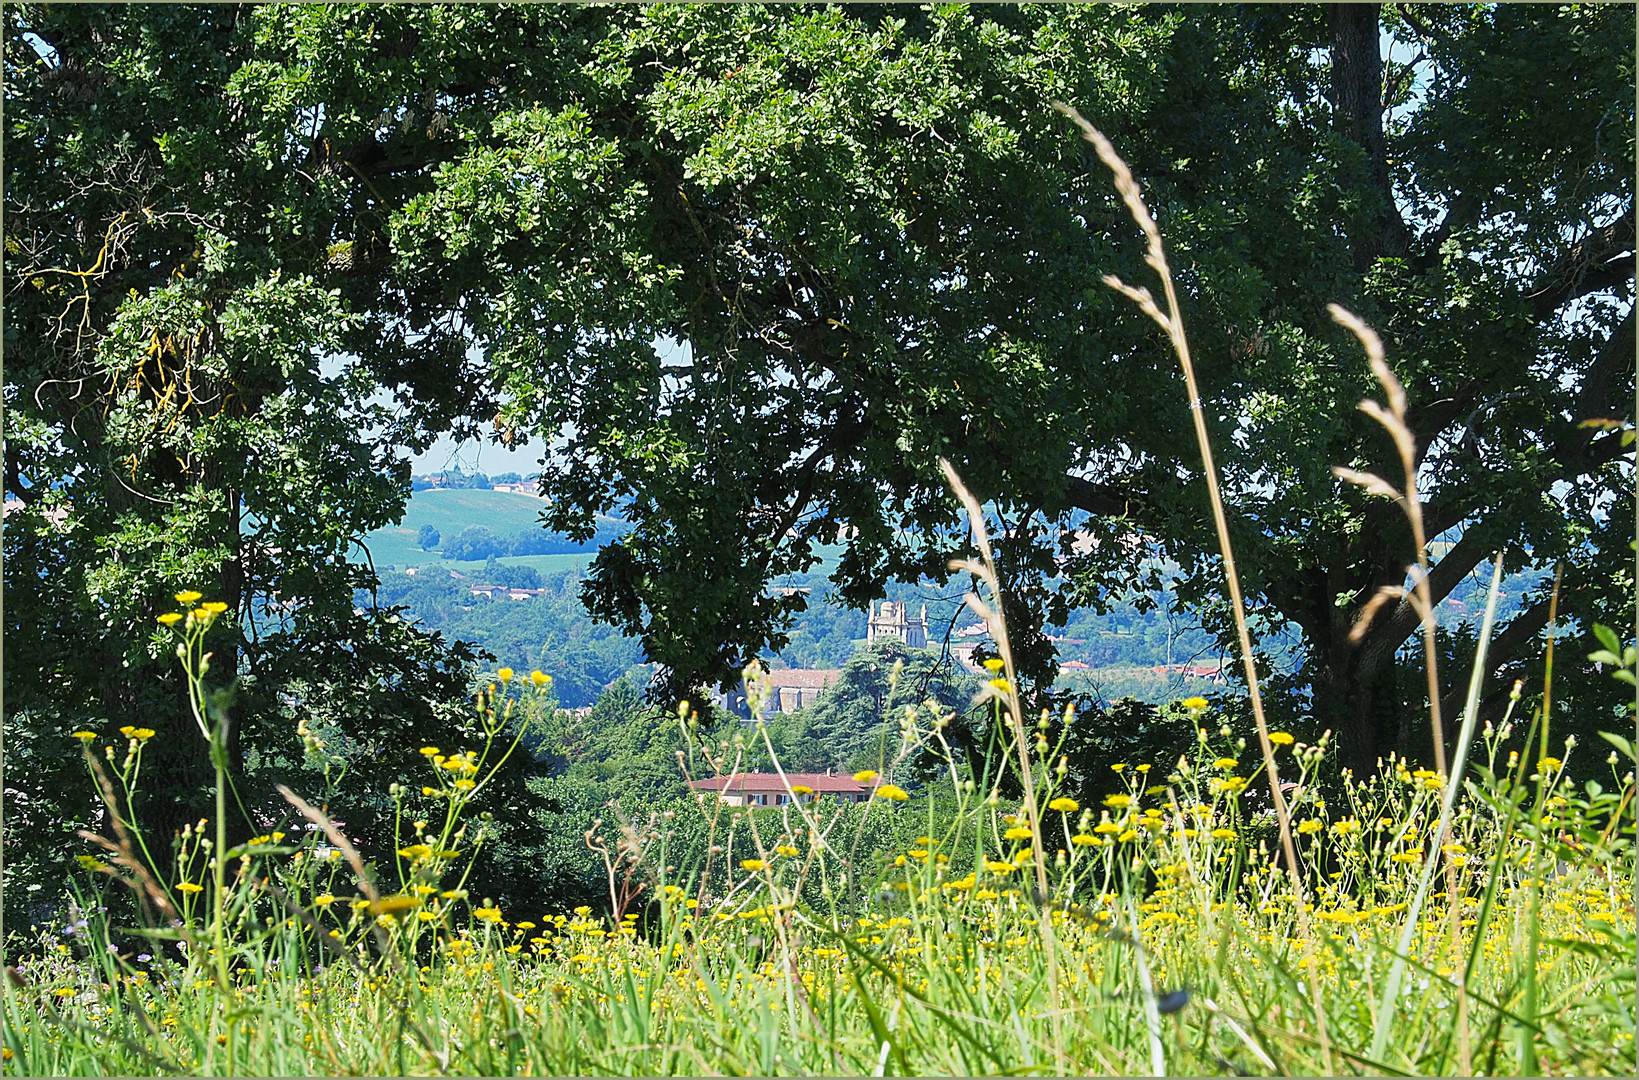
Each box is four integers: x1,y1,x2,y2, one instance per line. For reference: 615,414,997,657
689,770,883,807
764,668,841,714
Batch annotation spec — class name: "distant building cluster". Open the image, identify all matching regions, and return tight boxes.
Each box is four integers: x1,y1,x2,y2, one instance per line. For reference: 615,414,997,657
689,770,882,806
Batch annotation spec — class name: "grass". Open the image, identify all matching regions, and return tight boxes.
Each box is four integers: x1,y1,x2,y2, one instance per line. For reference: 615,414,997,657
5,687,1634,1076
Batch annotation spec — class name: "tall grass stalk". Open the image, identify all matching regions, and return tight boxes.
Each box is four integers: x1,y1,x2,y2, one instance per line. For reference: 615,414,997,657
1054,101,1333,1071
1369,550,1506,1064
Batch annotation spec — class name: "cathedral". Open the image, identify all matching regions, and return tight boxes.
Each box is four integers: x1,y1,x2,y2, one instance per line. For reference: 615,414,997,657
866,600,929,649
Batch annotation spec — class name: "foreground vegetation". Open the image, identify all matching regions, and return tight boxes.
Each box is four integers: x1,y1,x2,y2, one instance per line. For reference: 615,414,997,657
4,593,1634,1076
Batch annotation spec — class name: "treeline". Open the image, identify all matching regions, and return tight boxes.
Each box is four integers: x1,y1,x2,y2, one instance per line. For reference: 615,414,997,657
438,520,629,561
411,469,531,491
368,567,646,708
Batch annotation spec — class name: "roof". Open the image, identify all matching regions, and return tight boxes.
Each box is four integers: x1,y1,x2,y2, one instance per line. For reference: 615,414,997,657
688,771,881,794
762,669,841,689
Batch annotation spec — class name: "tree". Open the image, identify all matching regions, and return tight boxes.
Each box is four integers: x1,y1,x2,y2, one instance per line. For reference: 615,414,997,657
417,523,441,550
0,4,554,923
790,641,980,775
365,3,1630,772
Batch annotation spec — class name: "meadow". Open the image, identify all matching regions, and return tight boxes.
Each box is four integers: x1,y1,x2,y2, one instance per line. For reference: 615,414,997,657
3,628,1633,1076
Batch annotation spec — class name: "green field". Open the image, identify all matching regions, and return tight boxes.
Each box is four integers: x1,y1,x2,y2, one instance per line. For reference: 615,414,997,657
359,489,587,570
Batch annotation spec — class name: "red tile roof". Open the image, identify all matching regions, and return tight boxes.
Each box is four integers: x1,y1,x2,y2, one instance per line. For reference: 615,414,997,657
688,771,880,794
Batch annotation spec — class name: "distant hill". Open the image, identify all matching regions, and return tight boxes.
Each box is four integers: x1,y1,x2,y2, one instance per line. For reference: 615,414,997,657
359,488,611,571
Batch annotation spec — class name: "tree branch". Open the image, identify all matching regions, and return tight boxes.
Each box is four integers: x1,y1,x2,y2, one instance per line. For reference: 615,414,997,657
1528,212,1636,324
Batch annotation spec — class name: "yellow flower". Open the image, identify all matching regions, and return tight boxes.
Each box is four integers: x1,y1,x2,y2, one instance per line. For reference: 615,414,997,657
452,778,475,791
1003,826,1033,841
1048,797,1079,812
984,860,1016,874
176,882,204,894
201,601,229,615
1269,731,1295,746
853,770,878,783
419,746,440,756
1390,851,1422,864
983,658,1004,673
775,845,799,857
530,670,550,686
875,784,908,801
1297,819,1324,834
398,844,433,860
175,590,203,604
790,784,814,796
1118,829,1139,842
71,731,98,741
1104,794,1131,809
740,859,767,872
1182,696,1209,710
1111,763,1128,772
473,905,503,922
1211,828,1237,840
370,895,421,916
313,894,335,906
1213,757,1239,770
1070,834,1097,846
1539,756,1563,772
1093,821,1120,834
157,612,183,626
1331,818,1361,836
497,668,513,683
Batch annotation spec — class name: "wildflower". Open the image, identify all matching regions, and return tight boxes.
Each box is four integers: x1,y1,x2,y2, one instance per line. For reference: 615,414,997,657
176,882,204,894
71,731,97,741
1048,797,1079,812
473,905,503,922
1269,731,1294,746
370,895,421,916
1111,763,1128,772
1182,697,1209,710
875,784,909,801
1070,834,1097,846
1297,819,1324,834
1211,828,1237,840
1003,826,1033,841
1213,757,1239,770
175,590,203,604
1104,794,1131,809
530,670,550,686
313,894,335,906
740,859,767,872
1118,830,1139,842
1093,821,1120,834
452,778,475,791
1539,756,1563,772
397,844,433,860
983,658,1004,673
157,612,183,626
854,770,878,783
1135,764,1152,773
497,667,513,683
1390,851,1421,864
201,601,229,614
1331,818,1361,836
419,746,440,756
790,784,814,796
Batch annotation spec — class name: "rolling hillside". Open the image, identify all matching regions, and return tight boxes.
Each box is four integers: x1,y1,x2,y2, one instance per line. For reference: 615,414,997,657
360,489,595,570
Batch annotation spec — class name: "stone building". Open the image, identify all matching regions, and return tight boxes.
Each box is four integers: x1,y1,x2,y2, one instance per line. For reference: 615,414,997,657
866,600,928,649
